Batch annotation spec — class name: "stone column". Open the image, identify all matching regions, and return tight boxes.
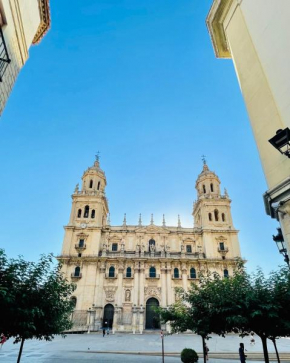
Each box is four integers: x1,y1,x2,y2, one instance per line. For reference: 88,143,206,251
139,305,144,334
112,306,118,334
132,305,137,334
139,262,145,307
166,262,172,305
182,263,187,291
133,261,139,305
94,261,105,328
118,263,124,307
161,263,167,306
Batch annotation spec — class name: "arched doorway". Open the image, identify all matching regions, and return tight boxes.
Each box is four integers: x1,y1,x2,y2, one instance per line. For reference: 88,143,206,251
103,304,114,328
145,298,160,329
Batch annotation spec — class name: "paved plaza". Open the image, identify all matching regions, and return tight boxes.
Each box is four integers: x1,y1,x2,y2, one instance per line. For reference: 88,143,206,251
1,333,290,362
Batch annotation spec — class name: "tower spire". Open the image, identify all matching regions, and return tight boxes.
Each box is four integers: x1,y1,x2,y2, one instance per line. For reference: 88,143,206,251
138,213,142,226
123,213,127,226
178,214,181,228
150,214,154,225
162,214,166,227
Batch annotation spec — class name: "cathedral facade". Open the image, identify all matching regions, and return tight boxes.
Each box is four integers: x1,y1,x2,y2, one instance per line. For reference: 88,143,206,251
58,159,241,333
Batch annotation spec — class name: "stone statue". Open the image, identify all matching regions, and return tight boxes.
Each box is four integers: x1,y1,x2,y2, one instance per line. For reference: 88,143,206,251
125,290,131,302
74,183,79,193
149,243,155,252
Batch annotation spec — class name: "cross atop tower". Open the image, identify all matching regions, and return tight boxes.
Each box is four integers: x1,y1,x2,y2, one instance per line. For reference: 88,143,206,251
201,155,207,165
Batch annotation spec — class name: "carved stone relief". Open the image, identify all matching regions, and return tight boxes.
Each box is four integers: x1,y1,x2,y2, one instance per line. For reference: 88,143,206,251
104,286,117,302
144,287,161,300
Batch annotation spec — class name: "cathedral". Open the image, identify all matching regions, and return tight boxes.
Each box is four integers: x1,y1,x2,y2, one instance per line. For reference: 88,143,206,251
58,158,241,333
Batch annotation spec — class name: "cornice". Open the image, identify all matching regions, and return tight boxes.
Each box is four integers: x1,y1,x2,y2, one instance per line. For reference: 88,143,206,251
32,0,50,45
206,0,234,58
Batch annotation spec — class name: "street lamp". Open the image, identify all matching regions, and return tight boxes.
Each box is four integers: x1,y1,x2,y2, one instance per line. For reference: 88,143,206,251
273,227,290,266
268,127,290,158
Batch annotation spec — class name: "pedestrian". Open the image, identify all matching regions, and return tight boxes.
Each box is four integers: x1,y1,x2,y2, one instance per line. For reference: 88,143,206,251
0,334,7,349
102,328,106,337
250,333,255,346
204,343,209,361
239,343,247,363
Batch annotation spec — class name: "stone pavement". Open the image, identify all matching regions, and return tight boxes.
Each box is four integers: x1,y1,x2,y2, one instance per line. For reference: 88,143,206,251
1,333,290,363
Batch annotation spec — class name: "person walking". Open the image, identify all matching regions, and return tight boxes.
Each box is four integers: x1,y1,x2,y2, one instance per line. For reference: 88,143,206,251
204,343,209,361
0,334,7,349
102,327,106,337
250,333,255,346
239,343,246,363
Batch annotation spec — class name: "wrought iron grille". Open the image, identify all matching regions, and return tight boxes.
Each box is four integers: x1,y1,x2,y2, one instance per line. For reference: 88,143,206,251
0,27,10,82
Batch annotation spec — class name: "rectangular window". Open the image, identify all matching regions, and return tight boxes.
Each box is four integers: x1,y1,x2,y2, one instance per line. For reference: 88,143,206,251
112,243,118,251
219,242,225,251
0,27,10,82
186,245,192,253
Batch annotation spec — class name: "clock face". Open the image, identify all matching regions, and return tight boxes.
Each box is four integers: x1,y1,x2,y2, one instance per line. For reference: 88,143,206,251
80,223,87,229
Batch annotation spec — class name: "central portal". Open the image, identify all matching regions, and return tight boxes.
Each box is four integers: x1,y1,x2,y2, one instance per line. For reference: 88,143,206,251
103,304,114,328
145,298,160,329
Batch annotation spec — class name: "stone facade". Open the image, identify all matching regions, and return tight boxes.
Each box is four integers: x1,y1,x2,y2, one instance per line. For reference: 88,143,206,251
0,0,50,115
207,0,290,252
58,159,242,333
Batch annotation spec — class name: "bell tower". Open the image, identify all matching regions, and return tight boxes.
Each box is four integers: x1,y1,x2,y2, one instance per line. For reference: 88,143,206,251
193,162,234,230
61,157,109,256
193,162,240,259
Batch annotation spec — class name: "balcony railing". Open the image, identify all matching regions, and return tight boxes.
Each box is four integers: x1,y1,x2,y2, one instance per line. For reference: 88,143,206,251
0,28,11,82
123,274,134,279
146,274,160,279
71,273,82,279
172,275,182,279
75,244,86,250
105,273,118,279
98,251,205,259
218,247,229,253
188,275,198,280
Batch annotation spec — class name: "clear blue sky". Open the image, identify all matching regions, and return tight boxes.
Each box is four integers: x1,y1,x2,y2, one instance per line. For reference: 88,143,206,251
0,0,281,273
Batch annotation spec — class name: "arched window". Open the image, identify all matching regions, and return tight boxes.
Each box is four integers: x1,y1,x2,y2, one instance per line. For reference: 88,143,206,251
77,209,82,218
174,268,179,278
208,213,212,221
224,269,229,278
91,209,95,218
109,266,115,278
149,266,156,278
89,180,93,188
222,213,225,222
126,267,132,278
214,209,219,221
97,181,101,190
219,242,225,251
71,297,77,308
79,239,84,248
112,243,118,251
203,185,206,194
74,266,80,277
190,268,196,279
210,183,214,192
84,205,89,218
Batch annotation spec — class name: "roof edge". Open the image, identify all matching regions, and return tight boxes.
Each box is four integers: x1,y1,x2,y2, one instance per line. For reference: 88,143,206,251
32,0,51,45
206,0,234,59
